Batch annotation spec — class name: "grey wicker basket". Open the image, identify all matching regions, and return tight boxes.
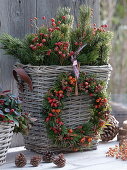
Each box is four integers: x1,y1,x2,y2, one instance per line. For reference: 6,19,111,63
0,123,14,165
15,64,112,153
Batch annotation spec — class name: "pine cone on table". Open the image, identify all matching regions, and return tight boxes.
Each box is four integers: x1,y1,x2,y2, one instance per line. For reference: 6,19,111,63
15,153,27,167
52,153,66,168
100,115,119,142
30,155,42,167
43,151,54,163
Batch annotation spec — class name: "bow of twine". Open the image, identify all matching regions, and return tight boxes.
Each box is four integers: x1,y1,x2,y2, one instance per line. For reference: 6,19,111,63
71,44,87,95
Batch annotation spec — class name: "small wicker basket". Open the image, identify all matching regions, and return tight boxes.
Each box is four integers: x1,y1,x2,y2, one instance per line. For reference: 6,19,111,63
15,64,112,153
0,123,14,165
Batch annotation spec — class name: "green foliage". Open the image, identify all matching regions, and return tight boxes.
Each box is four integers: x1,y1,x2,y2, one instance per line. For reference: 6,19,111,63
14,113,36,135
78,5,91,33
0,90,21,124
0,5,113,66
78,30,113,65
55,7,74,26
0,90,33,134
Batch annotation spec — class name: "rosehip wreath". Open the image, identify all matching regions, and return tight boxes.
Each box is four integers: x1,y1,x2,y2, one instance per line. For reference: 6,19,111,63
42,72,111,150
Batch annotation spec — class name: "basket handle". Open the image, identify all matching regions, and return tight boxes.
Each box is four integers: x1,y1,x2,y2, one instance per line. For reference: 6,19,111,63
13,68,33,92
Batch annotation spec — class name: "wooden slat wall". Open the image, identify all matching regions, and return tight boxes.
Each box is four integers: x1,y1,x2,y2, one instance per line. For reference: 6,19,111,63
0,0,99,147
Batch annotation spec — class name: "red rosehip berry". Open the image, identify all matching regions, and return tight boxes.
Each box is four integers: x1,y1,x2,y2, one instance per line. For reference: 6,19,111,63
32,46,37,50
55,27,60,30
44,34,48,37
39,43,43,47
95,105,98,108
54,47,59,51
63,47,67,50
52,98,56,102
45,117,50,122
59,122,64,125
56,119,59,123
10,109,15,112
54,103,58,107
85,82,89,86
36,43,40,47
40,33,44,36
104,24,108,28
69,51,74,56
68,129,73,133
42,16,46,20
48,99,53,103
57,21,61,24
62,16,66,20
94,27,97,31
29,44,34,48
89,93,93,97
48,28,53,32
64,42,69,46
42,39,46,43
47,52,51,56
48,113,53,117
58,51,62,55
51,103,54,107
50,18,55,22
61,54,66,57
57,42,62,46
33,17,38,20
52,22,56,26
74,42,79,46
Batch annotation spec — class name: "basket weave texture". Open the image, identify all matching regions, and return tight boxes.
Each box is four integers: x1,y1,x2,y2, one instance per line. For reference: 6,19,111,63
0,123,14,165
17,64,112,153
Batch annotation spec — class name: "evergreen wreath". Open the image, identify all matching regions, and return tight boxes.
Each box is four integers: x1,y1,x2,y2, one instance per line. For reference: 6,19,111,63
42,72,111,150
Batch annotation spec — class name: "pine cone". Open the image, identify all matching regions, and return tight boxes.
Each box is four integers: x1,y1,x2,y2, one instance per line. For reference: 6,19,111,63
43,151,54,163
30,155,42,167
15,153,27,167
53,153,66,168
100,115,119,142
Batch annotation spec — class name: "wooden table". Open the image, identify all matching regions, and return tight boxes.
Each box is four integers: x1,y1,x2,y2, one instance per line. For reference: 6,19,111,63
1,140,127,170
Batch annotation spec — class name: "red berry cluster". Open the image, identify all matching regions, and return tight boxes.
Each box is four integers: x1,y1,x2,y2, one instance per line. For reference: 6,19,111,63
29,15,80,62
68,76,76,85
106,140,127,161
92,23,109,35
54,41,69,58
74,42,83,46
54,90,64,99
47,97,60,108
95,97,108,109
29,15,74,61
29,33,48,51
79,77,103,96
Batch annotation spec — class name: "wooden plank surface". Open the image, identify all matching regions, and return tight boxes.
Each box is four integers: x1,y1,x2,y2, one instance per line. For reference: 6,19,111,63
0,0,37,147
36,0,100,26
2,141,127,170
0,0,100,147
